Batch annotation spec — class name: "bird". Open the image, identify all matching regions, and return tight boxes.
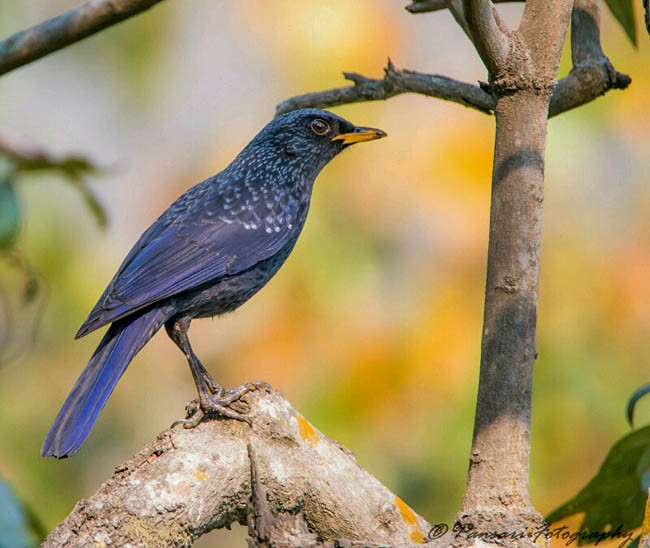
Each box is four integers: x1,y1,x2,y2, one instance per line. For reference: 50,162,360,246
41,108,386,458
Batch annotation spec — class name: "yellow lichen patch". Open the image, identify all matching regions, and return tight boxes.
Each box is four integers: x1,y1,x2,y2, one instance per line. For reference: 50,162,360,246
394,495,425,543
192,470,209,482
296,415,320,445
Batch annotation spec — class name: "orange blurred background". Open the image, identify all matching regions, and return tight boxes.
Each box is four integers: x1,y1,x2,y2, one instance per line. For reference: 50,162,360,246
0,1,648,546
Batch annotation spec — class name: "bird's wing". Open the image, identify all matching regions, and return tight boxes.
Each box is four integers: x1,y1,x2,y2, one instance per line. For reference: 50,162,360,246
77,179,302,337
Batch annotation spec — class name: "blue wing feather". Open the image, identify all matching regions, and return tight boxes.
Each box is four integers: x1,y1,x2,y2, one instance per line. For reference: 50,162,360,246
77,175,303,338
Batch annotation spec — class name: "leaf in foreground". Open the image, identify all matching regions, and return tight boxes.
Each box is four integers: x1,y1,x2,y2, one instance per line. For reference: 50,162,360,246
603,0,637,46
0,475,44,548
546,425,650,542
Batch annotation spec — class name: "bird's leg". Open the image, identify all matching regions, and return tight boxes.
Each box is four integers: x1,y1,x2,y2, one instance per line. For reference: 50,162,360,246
165,318,255,428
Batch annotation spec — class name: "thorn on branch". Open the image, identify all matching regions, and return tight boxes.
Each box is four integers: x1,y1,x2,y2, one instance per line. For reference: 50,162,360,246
342,72,376,86
479,80,492,93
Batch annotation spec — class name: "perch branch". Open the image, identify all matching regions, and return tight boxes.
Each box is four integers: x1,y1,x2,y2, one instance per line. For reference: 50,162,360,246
276,60,495,116
548,0,631,117
42,388,431,547
0,0,166,77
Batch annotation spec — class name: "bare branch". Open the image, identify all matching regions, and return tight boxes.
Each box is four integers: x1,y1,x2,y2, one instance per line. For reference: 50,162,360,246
43,388,431,547
549,65,630,117
405,0,522,14
276,61,494,116
549,0,631,117
461,0,510,74
0,0,166,77
570,0,604,64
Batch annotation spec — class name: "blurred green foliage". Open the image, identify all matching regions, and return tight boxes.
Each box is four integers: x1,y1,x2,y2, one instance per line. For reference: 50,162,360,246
0,160,19,249
0,474,44,548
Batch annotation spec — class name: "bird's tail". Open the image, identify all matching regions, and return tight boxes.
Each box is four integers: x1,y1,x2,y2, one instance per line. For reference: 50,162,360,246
41,307,169,458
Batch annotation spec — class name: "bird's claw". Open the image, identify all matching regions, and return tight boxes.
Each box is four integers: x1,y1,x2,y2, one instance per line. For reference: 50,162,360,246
171,382,270,429
171,399,202,428
202,373,223,397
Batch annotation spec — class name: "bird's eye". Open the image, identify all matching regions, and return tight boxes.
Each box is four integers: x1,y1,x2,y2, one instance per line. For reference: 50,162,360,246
310,118,331,136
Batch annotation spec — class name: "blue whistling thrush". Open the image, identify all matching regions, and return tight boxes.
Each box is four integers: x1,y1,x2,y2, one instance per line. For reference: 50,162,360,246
42,108,386,458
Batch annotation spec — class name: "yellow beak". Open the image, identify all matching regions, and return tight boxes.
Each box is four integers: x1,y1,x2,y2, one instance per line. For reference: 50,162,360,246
331,127,387,145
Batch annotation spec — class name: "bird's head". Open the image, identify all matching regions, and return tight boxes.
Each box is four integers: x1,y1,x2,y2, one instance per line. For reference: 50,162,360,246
254,108,386,174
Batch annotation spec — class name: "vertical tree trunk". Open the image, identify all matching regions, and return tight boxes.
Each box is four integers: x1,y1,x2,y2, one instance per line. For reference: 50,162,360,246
461,89,551,528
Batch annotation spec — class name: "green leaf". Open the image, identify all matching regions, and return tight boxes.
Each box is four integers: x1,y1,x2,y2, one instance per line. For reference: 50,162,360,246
0,158,21,249
0,475,40,548
546,426,650,543
65,177,107,228
11,153,98,179
0,142,106,228
628,384,650,427
604,0,637,46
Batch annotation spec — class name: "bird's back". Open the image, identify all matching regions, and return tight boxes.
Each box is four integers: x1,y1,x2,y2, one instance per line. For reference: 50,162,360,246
77,159,313,337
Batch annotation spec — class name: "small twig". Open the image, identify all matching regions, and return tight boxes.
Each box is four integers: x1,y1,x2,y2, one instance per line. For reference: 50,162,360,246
276,60,494,116
0,0,166,77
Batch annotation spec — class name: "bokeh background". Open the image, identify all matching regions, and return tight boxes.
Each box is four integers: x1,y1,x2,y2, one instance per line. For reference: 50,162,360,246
0,1,648,546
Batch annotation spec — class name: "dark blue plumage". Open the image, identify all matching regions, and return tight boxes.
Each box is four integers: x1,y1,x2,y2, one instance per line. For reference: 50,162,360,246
42,108,386,458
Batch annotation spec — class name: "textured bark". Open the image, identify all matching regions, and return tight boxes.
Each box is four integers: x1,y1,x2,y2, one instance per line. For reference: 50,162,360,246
0,0,166,77
460,90,549,531
42,388,431,547
458,0,572,536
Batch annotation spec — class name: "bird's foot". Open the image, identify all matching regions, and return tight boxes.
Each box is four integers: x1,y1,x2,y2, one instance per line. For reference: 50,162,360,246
171,381,271,429
202,373,223,396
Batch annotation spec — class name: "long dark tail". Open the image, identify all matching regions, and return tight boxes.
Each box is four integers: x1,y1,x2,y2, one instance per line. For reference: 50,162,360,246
41,306,169,458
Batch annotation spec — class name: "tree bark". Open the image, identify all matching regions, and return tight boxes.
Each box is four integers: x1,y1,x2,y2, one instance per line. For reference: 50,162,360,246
457,0,572,537
0,0,166,77
460,90,549,529
42,388,432,547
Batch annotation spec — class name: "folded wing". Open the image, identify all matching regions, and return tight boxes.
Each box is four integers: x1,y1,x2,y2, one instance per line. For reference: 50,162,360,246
77,178,300,337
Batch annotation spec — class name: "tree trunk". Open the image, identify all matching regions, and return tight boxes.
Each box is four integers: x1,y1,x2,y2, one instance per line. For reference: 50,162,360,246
461,89,551,531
